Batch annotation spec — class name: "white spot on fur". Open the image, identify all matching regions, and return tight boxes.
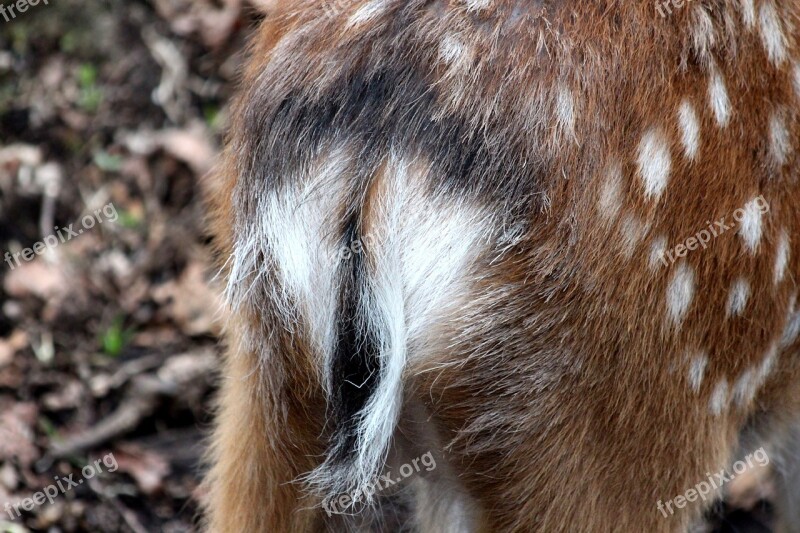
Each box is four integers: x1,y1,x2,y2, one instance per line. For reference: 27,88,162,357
760,343,779,379
678,100,700,160
769,111,791,165
463,0,492,11
667,262,695,325
619,214,650,259
759,2,788,65
439,34,468,65
348,0,387,26
709,68,731,127
739,0,756,28
555,84,576,137
691,6,717,67
794,61,800,99
738,197,765,253
732,368,757,407
599,163,623,222
727,277,750,317
688,352,709,393
637,128,672,200
775,230,790,284
735,343,780,407
709,379,729,416
780,295,800,348
650,235,669,269
495,221,527,258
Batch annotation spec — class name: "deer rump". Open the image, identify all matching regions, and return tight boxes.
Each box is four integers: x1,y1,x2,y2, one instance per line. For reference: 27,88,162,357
226,143,504,501
222,19,548,505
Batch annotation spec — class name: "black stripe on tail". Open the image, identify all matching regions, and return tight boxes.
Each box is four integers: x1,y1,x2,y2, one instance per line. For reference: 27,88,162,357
328,216,382,465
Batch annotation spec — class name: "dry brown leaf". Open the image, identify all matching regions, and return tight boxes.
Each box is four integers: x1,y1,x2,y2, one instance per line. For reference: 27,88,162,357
0,402,39,467
157,123,216,176
42,381,85,411
122,123,215,176
151,262,221,336
0,462,19,491
131,327,184,349
153,0,242,48
0,330,28,367
113,445,171,495
34,501,66,529
4,261,68,300
157,349,218,384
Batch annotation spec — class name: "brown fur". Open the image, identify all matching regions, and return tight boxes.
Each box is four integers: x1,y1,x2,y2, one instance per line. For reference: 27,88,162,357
205,1,800,531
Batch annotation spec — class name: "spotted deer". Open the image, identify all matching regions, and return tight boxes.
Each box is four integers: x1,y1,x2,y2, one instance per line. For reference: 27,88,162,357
203,0,800,531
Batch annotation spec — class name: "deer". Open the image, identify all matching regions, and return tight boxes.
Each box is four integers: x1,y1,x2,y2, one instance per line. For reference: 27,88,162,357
202,0,800,531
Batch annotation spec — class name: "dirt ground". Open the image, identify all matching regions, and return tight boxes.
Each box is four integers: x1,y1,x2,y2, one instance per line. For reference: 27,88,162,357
0,0,778,531
0,0,262,530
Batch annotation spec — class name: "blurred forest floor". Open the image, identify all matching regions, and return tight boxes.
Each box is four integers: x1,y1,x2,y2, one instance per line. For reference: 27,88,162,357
0,0,263,530
0,0,780,531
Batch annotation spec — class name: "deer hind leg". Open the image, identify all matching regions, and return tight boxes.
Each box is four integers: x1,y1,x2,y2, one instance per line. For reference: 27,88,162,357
203,319,327,532
413,357,741,532
401,254,750,533
741,396,800,532
204,318,429,533
732,324,800,532
772,421,800,533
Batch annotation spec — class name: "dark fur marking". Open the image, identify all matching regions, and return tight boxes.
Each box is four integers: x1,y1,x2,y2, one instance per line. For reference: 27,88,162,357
236,9,550,212
329,215,382,463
